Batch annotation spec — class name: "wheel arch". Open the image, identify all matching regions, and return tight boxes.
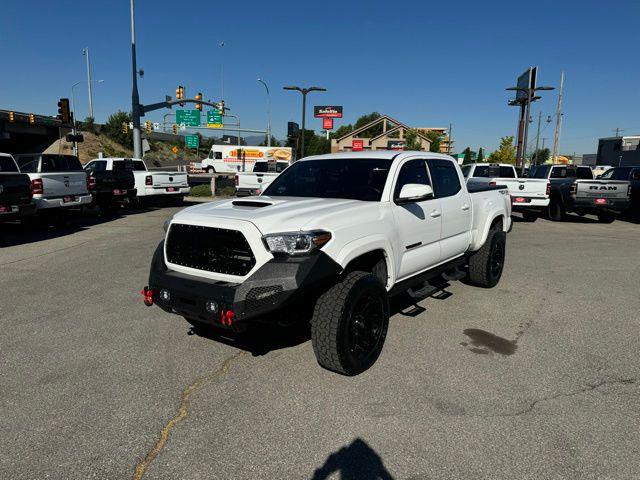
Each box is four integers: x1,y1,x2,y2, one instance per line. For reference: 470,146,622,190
335,238,395,289
470,212,507,252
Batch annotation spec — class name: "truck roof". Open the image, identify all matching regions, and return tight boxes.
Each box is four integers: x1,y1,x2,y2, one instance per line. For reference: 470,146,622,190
469,163,515,168
302,151,456,162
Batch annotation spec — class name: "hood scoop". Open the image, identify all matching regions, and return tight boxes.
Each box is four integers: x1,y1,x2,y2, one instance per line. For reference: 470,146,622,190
231,200,272,208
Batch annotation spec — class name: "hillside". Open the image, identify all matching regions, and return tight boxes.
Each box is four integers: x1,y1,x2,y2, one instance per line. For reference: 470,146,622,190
44,130,205,167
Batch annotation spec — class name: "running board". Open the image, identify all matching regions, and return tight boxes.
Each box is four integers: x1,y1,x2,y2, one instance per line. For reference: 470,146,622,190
442,267,466,282
407,283,438,299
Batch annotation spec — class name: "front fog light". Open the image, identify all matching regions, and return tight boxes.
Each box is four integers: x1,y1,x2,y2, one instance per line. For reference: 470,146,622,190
159,289,170,302
205,301,219,314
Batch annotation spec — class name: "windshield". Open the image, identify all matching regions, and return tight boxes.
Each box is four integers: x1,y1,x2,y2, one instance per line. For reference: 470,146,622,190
113,159,146,171
263,158,392,201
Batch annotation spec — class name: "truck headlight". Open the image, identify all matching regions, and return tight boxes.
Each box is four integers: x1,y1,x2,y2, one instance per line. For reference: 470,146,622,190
263,231,332,256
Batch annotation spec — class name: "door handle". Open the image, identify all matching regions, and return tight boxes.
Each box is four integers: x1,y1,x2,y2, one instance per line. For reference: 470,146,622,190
461,203,470,211
430,210,441,218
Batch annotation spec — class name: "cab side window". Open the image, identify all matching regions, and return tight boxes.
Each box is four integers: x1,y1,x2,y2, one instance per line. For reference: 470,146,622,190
427,159,462,198
394,159,430,199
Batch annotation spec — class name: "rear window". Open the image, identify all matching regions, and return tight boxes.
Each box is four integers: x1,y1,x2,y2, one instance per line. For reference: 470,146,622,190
471,165,515,178
113,159,146,171
14,155,40,173
253,162,268,173
530,165,550,179
576,167,593,179
40,155,83,172
0,156,19,173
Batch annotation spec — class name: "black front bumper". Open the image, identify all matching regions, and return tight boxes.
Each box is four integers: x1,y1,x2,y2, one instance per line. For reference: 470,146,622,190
147,241,342,330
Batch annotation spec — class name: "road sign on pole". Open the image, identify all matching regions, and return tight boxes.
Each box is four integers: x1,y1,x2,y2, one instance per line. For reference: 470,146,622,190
207,111,223,128
185,134,200,149
176,109,201,126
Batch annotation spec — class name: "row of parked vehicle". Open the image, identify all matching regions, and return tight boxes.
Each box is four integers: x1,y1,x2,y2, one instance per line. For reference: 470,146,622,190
0,153,191,225
462,162,639,223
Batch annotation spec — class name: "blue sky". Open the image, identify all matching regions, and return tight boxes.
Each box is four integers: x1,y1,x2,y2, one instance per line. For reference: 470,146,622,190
1,0,638,154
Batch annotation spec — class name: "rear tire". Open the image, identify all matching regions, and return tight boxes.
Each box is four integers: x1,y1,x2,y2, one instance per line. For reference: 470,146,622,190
547,197,565,221
597,211,616,223
206,167,215,174
521,211,538,222
467,227,506,288
311,271,389,376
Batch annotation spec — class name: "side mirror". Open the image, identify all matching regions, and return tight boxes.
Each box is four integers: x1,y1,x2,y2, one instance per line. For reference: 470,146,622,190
395,184,434,204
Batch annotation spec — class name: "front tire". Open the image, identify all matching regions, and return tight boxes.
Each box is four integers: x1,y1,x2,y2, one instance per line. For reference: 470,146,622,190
467,227,506,288
206,166,215,174
311,271,389,376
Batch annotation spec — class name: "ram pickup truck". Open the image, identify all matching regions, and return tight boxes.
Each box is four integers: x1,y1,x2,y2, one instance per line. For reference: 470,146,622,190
13,154,92,213
97,158,190,204
0,153,35,221
83,159,137,214
143,152,511,375
529,164,630,222
235,160,290,196
463,163,549,221
598,166,640,218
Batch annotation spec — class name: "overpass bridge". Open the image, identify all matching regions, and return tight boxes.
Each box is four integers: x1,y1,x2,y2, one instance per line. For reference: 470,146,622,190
0,109,71,154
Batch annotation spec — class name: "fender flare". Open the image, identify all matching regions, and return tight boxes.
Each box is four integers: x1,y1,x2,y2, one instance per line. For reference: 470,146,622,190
335,235,396,289
471,210,507,252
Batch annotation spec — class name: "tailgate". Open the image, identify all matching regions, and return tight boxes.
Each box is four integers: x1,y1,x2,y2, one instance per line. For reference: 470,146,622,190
576,180,629,200
152,172,188,187
0,173,31,205
93,171,135,191
40,172,88,197
507,178,548,197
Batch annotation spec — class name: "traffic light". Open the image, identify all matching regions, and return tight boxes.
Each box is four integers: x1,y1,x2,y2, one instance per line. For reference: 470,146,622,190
195,92,203,111
29,114,35,125
218,99,225,115
8,111,15,123
122,122,129,134
145,120,152,133
175,85,185,106
57,98,71,123
172,124,178,135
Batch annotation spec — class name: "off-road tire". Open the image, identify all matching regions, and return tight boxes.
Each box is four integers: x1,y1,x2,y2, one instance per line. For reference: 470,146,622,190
467,227,506,288
311,271,389,376
597,211,616,223
547,197,566,221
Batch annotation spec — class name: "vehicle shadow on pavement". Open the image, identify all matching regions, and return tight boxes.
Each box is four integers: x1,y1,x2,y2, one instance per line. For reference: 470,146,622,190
311,438,394,480
511,214,600,224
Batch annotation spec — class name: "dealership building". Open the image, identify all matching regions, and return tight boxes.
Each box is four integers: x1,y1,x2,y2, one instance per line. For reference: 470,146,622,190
331,115,448,153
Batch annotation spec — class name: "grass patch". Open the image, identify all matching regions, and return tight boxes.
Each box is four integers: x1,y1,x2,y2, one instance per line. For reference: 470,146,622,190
189,184,212,197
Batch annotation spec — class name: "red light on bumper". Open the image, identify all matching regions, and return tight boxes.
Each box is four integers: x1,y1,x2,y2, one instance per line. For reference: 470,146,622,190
595,198,607,205
220,310,235,326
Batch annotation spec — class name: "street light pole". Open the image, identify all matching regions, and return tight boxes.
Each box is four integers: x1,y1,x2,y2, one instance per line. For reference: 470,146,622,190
283,85,326,159
83,47,94,119
551,71,565,163
257,78,271,146
130,0,142,159
71,79,104,156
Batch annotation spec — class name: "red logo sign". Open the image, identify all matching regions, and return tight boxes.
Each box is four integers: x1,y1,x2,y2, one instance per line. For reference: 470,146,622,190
323,118,334,130
352,140,364,151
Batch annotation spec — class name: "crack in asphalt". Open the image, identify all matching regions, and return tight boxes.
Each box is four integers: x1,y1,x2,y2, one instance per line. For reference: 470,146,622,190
132,350,246,480
496,377,638,417
0,240,93,266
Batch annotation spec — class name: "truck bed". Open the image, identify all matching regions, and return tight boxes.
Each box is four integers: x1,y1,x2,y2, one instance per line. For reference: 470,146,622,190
467,183,508,193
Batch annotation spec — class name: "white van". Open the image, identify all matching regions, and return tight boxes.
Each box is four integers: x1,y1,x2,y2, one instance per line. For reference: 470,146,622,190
201,145,292,174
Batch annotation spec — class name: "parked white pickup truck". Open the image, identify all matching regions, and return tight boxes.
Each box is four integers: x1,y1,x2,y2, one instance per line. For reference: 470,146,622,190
14,154,92,212
235,160,290,196
143,152,511,376
92,158,190,203
463,163,549,221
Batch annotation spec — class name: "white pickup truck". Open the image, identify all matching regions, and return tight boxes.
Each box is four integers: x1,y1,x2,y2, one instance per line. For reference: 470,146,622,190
235,160,290,196
143,152,512,376
90,158,190,203
13,154,92,213
463,163,549,221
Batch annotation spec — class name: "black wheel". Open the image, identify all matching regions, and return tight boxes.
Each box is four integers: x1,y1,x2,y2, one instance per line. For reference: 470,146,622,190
521,211,538,222
547,197,565,221
311,271,389,376
597,211,615,223
206,166,215,174
467,227,506,288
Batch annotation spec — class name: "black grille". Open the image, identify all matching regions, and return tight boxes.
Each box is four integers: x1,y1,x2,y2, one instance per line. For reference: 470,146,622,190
166,224,256,276
245,285,285,313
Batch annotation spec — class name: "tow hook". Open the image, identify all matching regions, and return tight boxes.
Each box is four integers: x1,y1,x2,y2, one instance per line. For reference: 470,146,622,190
140,286,155,306
220,310,235,326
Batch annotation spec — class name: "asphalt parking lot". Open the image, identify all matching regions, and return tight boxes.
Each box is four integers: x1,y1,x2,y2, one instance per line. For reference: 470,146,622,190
1,208,639,480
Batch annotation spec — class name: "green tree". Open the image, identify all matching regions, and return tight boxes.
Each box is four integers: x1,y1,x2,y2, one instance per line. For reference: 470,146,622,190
477,147,484,162
530,147,550,165
462,147,473,164
330,124,353,139
424,130,441,152
404,129,423,151
104,110,132,147
487,136,516,165
259,135,280,147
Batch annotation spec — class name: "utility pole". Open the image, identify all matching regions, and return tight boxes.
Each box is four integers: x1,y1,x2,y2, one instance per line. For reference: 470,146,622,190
257,78,271,146
613,128,623,138
448,123,453,154
83,48,94,119
283,85,326,159
130,0,142,159
551,71,564,163
533,111,542,165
